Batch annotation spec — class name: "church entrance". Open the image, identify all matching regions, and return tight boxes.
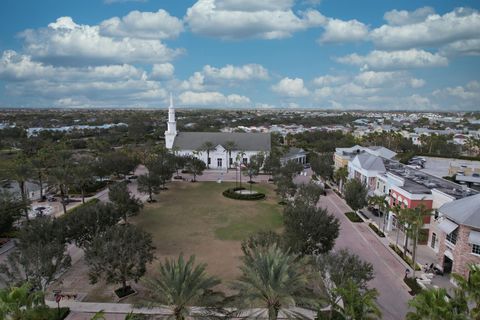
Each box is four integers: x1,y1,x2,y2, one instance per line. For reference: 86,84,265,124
217,158,222,168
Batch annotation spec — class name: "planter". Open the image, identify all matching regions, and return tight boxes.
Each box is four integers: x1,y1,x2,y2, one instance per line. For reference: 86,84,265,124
223,187,265,201
115,285,137,300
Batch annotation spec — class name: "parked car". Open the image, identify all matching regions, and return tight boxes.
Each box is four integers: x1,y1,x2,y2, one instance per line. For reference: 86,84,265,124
303,163,311,169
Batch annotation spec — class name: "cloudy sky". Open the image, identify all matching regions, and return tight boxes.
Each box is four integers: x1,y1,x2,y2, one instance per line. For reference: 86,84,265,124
0,0,479,110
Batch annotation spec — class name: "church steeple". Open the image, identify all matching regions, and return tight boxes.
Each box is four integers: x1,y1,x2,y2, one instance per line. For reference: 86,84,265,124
165,93,177,149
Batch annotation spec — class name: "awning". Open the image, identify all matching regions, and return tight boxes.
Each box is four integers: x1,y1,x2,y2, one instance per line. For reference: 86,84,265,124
468,231,480,246
438,219,459,234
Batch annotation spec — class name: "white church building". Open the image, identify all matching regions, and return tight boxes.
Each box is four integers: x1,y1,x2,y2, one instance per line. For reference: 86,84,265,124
164,96,271,169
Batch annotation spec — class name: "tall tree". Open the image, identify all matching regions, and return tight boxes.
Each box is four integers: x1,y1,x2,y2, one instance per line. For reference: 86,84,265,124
283,202,339,255
344,179,368,211
0,217,71,291
72,157,96,203
147,147,176,189
332,280,381,320
137,173,162,202
263,152,282,176
85,224,155,295
0,191,27,235
100,151,137,179
223,141,236,171
108,181,142,223
199,141,216,169
244,153,265,191
295,182,323,207
310,153,334,181
142,255,223,320
62,202,119,248
233,244,312,320
0,283,46,320
452,264,480,318
185,156,206,182
8,155,33,220
48,148,73,215
333,167,348,193
407,288,468,320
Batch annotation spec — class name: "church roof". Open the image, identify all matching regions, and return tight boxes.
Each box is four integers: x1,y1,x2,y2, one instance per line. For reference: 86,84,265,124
173,132,271,152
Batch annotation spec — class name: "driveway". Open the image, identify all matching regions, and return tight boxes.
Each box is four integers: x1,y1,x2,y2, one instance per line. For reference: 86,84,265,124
319,191,411,320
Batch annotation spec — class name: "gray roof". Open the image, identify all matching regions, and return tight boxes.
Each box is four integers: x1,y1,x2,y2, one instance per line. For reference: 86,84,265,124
439,194,480,228
282,147,307,159
173,132,271,152
355,153,386,171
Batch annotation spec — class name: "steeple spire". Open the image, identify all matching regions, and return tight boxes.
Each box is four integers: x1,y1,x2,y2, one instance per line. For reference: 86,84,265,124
165,93,177,149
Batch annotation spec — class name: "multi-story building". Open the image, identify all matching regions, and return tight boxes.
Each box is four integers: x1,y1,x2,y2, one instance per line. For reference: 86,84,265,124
334,145,396,170
432,194,480,277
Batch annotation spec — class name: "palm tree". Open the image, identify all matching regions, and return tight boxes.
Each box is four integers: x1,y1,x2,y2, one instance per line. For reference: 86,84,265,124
142,255,222,320
368,195,387,230
199,141,216,169
233,244,311,320
0,283,45,320
399,204,432,277
333,280,381,320
452,264,480,318
223,141,236,172
333,167,348,193
9,155,33,221
406,288,467,320
235,151,246,188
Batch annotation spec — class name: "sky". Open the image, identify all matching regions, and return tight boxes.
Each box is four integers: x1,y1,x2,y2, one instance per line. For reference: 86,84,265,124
0,0,479,111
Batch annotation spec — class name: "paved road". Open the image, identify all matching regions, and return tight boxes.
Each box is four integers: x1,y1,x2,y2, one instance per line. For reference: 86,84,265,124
319,191,411,320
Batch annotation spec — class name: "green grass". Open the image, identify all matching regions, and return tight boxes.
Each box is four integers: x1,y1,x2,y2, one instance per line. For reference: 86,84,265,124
345,211,363,222
130,181,282,285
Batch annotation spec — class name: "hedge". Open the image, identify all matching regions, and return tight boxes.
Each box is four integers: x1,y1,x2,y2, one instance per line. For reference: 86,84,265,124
222,187,266,201
389,244,421,271
69,180,109,195
369,223,385,237
63,198,100,217
404,277,423,295
345,211,363,223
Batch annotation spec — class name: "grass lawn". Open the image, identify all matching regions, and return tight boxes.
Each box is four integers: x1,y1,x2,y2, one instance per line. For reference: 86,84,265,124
131,181,283,293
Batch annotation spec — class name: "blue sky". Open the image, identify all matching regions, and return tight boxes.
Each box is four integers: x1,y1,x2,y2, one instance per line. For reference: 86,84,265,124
0,0,479,110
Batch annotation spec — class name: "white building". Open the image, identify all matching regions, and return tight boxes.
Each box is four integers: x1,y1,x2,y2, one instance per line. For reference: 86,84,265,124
164,96,271,169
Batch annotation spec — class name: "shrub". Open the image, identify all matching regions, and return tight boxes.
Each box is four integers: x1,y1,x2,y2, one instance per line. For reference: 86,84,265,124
222,187,266,201
404,277,423,295
64,198,100,216
69,180,109,195
389,244,421,271
368,223,385,237
345,211,363,223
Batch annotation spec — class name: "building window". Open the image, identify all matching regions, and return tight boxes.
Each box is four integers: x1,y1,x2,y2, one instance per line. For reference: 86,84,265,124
243,158,248,164
473,244,480,255
383,186,386,193
377,182,380,189
229,158,233,166
434,210,439,220
446,229,458,245
431,233,437,249
208,157,211,165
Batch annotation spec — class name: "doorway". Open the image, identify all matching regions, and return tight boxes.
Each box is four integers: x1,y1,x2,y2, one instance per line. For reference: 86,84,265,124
443,255,453,274
217,158,222,168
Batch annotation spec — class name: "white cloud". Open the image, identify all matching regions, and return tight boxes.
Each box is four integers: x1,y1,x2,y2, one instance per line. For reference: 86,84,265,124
433,81,480,100
185,0,325,39
99,9,183,39
336,49,448,70
410,78,426,88
312,75,346,86
150,63,175,80
354,71,398,87
180,72,206,91
440,39,480,56
178,90,251,106
384,7,435,26
202,64,269,81
20,17,183,65
272,77,309,97
0,50,171,108
371,8,480,50
319,18,368,43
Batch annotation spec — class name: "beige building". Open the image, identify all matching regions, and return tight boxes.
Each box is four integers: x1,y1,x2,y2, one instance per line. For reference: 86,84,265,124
433,194,480,278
